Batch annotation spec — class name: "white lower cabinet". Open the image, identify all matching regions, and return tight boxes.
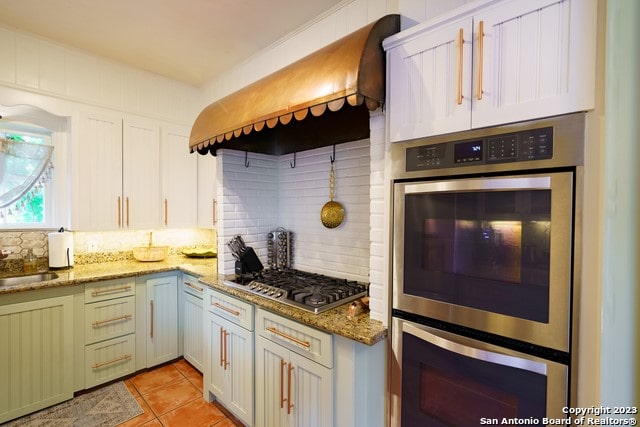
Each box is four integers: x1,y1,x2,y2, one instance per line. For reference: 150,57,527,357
0,293,74,423
255,308,333,427
182,274,204,372
204,287,254,426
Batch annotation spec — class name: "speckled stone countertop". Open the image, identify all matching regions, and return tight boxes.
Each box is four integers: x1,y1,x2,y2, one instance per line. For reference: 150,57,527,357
0,255,217,294
198,275,387,347
0,256,387,346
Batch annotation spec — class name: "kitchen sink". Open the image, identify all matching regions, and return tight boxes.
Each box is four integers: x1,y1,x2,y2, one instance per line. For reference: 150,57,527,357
0,272,59,287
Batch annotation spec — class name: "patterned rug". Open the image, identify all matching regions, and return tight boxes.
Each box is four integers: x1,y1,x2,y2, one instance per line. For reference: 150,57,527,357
4,381,143,427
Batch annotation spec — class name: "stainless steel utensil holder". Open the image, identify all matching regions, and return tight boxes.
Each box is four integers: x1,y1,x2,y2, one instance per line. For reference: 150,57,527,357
267,228,292,269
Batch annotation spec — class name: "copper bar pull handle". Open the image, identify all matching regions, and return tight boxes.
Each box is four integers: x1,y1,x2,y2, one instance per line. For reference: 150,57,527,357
185,282,203,292
164,199,168,226
457,28,464,105
266,327,310,348
149,300,154,339
287,362,294,414
212,302,240,317
91,285,131,297
125,197,130,227
280,359,287,409
92,314,132,327
91,354,132,369
223,329,230,369
477,20,484,101
219,327,224,367
117,196,121,227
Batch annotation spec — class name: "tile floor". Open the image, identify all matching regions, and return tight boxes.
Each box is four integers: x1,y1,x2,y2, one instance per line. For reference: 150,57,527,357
119,358,242,427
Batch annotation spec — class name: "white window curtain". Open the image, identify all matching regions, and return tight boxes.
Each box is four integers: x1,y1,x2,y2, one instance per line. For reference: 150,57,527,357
0,136,54,209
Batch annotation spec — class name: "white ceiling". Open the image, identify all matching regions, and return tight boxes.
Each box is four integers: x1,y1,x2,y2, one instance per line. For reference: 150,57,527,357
0,0,346,87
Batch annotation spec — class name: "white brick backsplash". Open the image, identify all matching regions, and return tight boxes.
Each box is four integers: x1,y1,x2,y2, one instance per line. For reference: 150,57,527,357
217,113,390,324
218,140,372,281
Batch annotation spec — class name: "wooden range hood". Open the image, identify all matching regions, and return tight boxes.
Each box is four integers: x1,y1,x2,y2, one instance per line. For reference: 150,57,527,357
189,14,399,156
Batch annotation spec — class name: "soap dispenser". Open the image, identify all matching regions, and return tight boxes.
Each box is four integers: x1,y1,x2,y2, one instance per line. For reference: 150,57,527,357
23,249,37,273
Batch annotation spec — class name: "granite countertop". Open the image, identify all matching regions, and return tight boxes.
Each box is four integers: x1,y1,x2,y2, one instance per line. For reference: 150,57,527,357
0,256,387,346
198,275,387,347
0,255,217,294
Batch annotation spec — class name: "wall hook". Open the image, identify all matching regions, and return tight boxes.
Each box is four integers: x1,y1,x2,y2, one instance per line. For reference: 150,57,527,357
290,152,296,168
244,150,250,168
330,145,336,163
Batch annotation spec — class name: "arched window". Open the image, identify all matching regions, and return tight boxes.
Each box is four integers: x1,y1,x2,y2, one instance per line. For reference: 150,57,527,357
0,104,68,230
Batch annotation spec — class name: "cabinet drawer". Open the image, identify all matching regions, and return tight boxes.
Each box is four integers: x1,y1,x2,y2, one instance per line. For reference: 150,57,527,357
204,288,253,331
183,274,204,298
85,296,135,344
256,308,333,368
85,334,135,388
85,278,135,303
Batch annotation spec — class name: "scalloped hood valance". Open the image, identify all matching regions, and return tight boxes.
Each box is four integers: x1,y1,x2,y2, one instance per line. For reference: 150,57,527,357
189,14,399,156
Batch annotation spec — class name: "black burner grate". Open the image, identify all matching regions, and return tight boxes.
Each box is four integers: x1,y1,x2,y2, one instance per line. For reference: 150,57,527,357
228,268,368,314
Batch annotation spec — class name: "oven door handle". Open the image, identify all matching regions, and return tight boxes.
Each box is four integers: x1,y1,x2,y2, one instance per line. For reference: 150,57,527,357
402,321,548,375
403,176,552,194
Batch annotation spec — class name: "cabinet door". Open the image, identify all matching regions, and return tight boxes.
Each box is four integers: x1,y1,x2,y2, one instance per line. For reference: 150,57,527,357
289,351,333,427
225,319,254,426
472,0,596,128
0,295,74,423
205,312,254,426
183,291,204,373
197,153,217,228
75,111,123,230
161,124,197,228
387,17,473,142
146,275,178,367
123,117,161,229
255,335,291,427
205,310,227,401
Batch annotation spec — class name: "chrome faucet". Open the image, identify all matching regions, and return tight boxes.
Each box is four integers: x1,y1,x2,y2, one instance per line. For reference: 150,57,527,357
0,249,11,259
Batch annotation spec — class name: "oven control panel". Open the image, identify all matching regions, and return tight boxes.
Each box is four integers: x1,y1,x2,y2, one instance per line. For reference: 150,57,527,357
406,127,553,171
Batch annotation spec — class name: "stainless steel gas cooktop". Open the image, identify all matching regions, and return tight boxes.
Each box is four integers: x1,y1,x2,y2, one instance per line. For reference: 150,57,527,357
223,269,368,314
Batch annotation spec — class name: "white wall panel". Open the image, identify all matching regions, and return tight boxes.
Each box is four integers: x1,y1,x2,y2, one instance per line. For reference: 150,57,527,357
65,50,102,103
0,24,199,124
15,34,39,89
38,41,66,94
0,27,15,83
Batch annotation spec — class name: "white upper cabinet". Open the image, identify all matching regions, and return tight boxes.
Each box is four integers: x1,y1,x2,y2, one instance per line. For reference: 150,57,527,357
387,16,474,139
74,111,124,231
161,124,197,228
75,110,198,231
122,117,161,229
385,0,597,142
197,154,217,229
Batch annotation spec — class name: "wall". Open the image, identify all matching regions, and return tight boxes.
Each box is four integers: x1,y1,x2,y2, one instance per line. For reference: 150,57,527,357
200,0,398,109
0,24,199,125
217,139,372,283
0,24,208,268
600,0,640,408
0,228,216,273
216,150,279,275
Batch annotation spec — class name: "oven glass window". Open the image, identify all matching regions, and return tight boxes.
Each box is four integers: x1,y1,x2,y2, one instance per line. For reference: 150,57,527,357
404,189,551,322
401,332,546,426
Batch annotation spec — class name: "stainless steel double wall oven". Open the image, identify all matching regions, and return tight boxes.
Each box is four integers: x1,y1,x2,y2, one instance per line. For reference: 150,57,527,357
389,114,585,426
